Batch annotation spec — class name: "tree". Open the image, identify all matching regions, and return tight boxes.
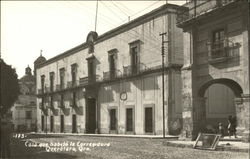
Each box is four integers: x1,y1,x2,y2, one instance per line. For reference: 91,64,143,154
0,59,20,116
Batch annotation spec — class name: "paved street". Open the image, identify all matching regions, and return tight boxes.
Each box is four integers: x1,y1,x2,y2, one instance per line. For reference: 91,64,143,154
10,134,249,159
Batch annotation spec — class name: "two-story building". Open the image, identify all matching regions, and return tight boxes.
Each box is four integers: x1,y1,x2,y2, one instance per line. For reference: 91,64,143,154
35,4,185,135
177,0,249,140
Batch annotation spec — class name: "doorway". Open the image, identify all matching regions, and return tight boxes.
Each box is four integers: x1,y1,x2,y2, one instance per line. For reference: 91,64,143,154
60,115,64,133
126,108,133,132
109,109,117,132
86,98,96,133
41,115,44,132
145,107,153,133
72,114,77,133
50,116,54,132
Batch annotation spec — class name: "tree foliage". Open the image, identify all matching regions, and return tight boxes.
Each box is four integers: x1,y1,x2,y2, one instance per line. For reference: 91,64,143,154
0,59,20,115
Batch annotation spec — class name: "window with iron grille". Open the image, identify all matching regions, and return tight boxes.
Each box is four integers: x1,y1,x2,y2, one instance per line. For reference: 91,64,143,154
108,49,117,79
60,94,64,107
71,64,77,86
129,41,140,74
59,68,65,89
41,75,45,93
49,72,54,92
211,29,226,58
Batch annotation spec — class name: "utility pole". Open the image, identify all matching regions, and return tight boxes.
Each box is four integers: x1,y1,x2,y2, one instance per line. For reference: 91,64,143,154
160,32,168,138
94,0,99,32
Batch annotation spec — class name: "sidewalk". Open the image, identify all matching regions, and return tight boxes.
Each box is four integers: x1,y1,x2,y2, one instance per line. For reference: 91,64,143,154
30,132,178,139
163,140,250,152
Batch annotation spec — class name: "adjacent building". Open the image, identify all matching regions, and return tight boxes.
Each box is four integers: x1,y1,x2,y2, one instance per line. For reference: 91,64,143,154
11,66,37,132
177,0,249,140
35,4,185,135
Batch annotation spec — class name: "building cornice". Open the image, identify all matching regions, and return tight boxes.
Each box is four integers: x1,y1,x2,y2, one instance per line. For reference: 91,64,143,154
36,4,186,69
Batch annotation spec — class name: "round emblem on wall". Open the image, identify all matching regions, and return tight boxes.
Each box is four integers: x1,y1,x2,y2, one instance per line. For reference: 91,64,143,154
120,92,127,101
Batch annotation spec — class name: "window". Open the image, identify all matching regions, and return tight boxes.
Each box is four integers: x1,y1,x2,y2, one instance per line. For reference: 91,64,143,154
59,68,65,89
50,95,54,108
129,41,140,74
88,60,95,81
49,72,54,92
108,49,117,78
41,97,45,109
211,29,225,58
71,92,77,107
60,94,64,107
26,111,32,119
71,64,77,86
41,75,45,93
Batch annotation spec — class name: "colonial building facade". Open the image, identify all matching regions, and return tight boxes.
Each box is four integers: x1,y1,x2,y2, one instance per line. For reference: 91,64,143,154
36,4,185,135
35,1,250,141
177,0,249,140
11,66,37,132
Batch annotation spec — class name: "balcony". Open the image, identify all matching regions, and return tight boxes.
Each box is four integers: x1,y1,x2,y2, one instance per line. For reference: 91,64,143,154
37,89,44,95
103,70,122,81
55,84,65,91
57,101,65,109
39,102,45,110
47,102,55,110
69,100,77,108
67,80,80,89
207,39,240,64
177,0,237,25
123,63,150,76
79,75,101,86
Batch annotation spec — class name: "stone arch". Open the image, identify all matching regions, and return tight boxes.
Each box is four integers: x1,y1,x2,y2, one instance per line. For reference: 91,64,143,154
198,78,243,98
196,78,243,135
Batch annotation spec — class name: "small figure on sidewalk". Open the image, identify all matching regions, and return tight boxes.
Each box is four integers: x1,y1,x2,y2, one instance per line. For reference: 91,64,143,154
227,115,237,138
218,122,224,137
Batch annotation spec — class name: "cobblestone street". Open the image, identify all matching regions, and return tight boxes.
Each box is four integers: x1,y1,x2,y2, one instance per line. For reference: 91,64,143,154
10,134,249,159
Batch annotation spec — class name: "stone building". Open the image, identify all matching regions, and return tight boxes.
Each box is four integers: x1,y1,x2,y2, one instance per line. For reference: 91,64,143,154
177,0,249,140
11,66,37,132
35,4,185,135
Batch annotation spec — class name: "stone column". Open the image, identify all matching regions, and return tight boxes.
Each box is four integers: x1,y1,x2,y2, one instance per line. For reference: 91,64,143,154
235,94,250,142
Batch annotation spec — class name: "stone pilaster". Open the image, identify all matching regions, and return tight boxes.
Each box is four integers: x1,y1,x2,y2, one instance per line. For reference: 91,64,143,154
235,94,250,142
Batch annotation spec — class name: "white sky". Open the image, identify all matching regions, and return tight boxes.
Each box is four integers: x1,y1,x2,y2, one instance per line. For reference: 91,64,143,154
1,1,185,78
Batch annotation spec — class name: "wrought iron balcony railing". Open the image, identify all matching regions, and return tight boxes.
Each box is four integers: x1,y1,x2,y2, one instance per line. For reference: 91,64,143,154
123,63,150,76
55,84,65,91
79,75,101,86
206,38,240,62
39,102,45,110
177,0,237,24
67,80,80,89
57,101,65,109
69,100,77,108
103,70,122,81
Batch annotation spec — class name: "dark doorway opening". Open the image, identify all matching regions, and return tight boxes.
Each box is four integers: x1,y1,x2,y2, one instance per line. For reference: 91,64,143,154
60,115,64,133
41,115,44,131
145,107,153,133
72,114,77,133
50,116,54,132
110,109,117,131
86,98,96,133
126,108,133,132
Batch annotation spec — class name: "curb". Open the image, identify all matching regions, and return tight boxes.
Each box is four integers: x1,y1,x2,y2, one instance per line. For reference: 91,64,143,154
162,141,249,153
28,133,179,140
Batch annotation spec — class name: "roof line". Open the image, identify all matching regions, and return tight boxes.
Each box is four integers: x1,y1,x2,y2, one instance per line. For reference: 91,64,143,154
36,3,186,69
